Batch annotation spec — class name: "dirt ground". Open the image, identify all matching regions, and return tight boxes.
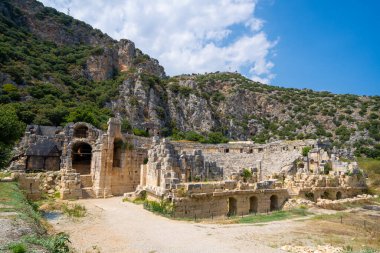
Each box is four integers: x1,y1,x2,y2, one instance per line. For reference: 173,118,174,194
49,197,302,253
48,197,380,253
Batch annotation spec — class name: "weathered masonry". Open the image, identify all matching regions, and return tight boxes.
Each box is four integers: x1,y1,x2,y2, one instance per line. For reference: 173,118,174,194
9,118,367,219
10,119,151,199
135,138,366,218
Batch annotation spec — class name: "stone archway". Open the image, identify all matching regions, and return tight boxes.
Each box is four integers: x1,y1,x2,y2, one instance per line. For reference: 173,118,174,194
336,191,342,200
270,195,278,211
72,142,92,175
321,191,329,199
228,197,237,216
249,196,258,213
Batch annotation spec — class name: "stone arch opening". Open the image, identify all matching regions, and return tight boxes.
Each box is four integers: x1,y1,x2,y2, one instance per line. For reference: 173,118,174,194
321,191,329,199
74,125,88,138
249,196,258,213
336,191,342,200
113,139,123,168
270,195,278,211
72,142,92,175
228,197,237,216
305,192,315,202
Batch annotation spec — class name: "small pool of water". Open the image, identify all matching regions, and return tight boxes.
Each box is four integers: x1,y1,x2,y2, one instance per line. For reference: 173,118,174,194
42,211,63,221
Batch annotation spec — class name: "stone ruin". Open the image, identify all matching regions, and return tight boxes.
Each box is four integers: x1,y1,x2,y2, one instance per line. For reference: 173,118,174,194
134,138,368,218
5,117,368,219
139,137,223,197
8,118,150,200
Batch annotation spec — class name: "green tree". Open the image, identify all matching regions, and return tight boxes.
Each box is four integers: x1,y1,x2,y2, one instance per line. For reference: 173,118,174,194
241,168,253,182
302,146,312,157
0,105,25,144
0,105,25,169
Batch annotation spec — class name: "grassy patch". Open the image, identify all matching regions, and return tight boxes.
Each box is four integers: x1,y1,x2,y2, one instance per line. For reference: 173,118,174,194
238,208,311,224
308,211,380,251
24,233,71,253
0,170,12,179
357,157,380,194
62,203,86,218
0,182,42,225
0,182,71,252
143,200,173,217
8,242,27,253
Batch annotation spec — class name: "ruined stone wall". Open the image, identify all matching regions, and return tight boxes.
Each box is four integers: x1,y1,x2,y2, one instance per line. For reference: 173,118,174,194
16,172,61,200
141,138,224,198
172,187,289,218
111,148,147,195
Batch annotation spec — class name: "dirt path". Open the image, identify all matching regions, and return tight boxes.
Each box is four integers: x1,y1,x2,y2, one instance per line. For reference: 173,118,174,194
49,197,306,253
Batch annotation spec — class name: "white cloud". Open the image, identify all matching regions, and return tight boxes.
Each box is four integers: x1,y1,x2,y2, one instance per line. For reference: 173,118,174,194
40,0,276,83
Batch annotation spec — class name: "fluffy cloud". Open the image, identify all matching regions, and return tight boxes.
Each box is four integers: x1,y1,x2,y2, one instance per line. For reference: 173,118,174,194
40,0,276,83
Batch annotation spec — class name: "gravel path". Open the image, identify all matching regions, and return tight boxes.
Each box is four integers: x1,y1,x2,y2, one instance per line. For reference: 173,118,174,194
49,197,297,253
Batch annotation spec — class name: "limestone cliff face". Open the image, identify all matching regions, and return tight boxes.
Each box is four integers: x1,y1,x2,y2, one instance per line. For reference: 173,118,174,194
5,0,165,82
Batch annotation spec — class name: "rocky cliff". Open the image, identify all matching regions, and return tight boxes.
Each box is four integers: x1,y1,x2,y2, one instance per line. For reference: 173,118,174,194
0,0,379,157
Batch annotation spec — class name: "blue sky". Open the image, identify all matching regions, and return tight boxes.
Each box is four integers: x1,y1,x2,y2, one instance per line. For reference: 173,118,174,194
41,0,380,95
256,0,380,95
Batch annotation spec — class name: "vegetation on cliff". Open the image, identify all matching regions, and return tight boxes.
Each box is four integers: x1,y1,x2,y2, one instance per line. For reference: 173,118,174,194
0,0,379,164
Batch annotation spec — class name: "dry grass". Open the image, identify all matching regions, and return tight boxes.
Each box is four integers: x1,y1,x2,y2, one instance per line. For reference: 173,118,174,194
306,210,380,251
357,157,380,194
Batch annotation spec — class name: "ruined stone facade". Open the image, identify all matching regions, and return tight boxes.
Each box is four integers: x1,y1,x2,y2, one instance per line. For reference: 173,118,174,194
135,138,367,218
10,118,150,200
9,118,367,219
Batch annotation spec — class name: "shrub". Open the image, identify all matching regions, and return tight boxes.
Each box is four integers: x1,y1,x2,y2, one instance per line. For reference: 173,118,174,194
121,119,132,132
241,168,252,182
143,200,173,216
8,242,26,253
202,132,229,144
133,128,149,137
25,233,71,253
62,203,86,218
302,146,312,157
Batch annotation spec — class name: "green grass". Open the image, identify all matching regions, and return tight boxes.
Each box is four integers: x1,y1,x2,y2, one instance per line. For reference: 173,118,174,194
237,208,311,224
357,157,380,194
0,182,42,224
0,170,12,179
0,182,71,252
8,242,26,253
62,203,86,218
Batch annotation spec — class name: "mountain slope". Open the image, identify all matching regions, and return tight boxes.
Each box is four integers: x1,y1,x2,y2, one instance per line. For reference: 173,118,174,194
0,0,379,159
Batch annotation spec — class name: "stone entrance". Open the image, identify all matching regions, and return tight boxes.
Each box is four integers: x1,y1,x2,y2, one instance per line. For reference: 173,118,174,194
72,142,92,175
270,195,278,211
228,197,237,216
249,196,258,213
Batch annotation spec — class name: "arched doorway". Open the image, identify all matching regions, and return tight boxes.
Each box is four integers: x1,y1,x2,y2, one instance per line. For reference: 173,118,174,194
228,197,237,216
72,142,92,175
113,139,123,168
270,195,278,211
321,191,329,199
305,192,315,202
74,125,88,138
249,196,258,213
336,191,342,200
